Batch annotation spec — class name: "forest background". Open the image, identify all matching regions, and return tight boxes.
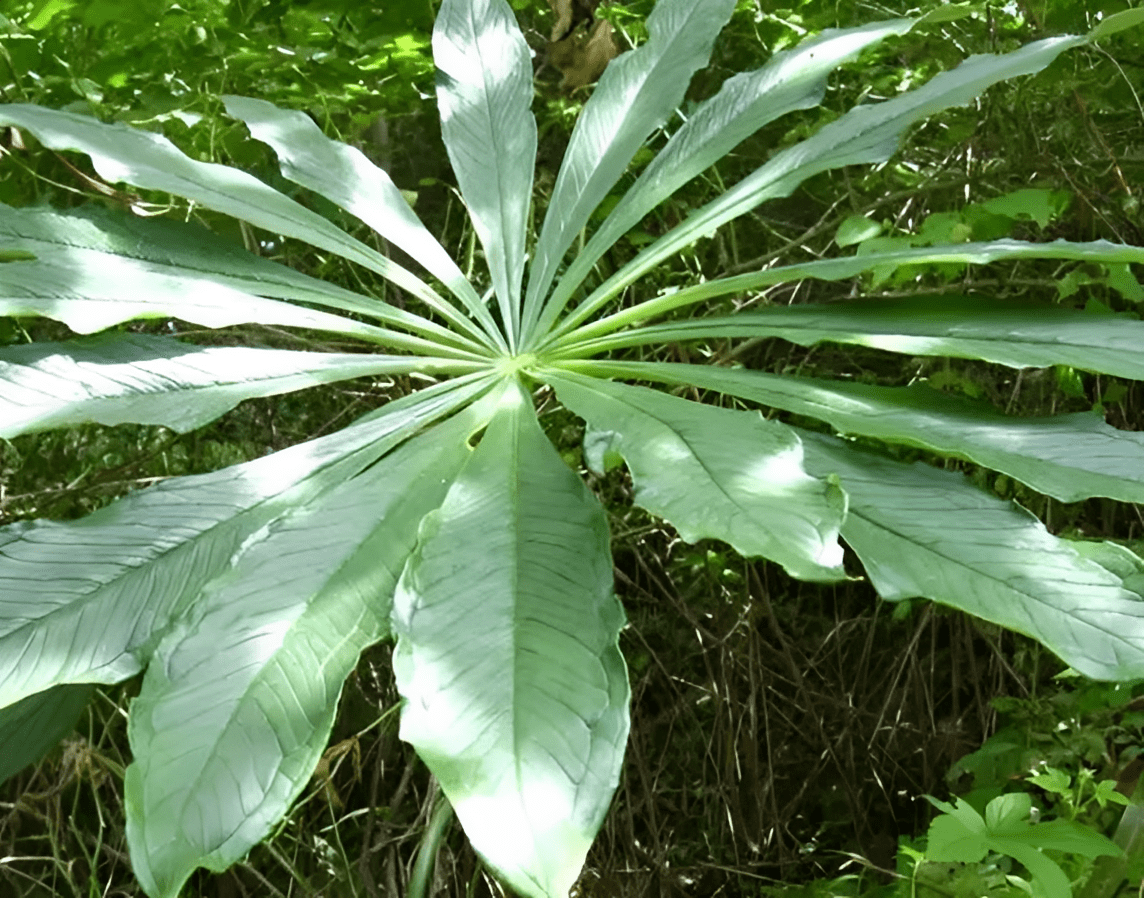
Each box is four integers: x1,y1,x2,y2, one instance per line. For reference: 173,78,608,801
0,0,1142,895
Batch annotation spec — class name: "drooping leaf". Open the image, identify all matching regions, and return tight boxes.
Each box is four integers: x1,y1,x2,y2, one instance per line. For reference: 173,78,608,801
522,0,737,338
393,381,629,898
0,332,483,438
0,376,493,711
799,431,1144,680
538,16,915,336
0,104,456,318
0,683,94,785
433,0,536,346
588,360,1144,504
0,203,469,353
546,370,847,581
124,395,494,898
222,95,502,350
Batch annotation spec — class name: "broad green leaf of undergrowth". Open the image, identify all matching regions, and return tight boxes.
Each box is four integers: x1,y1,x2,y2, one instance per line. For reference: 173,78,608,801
0,684,93,784
800,433,1144,681
927,794,1120,898
125,394,494,898
594,360,1144,505
433,0,536,346
546,371,847,581
0,332,481,438
522,0,736,337
393,381,629,898
0,377,490,712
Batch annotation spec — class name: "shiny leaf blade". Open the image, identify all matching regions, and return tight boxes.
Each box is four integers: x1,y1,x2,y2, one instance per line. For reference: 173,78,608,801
546,371,847,581
125,399,492,898
0,377,493,711
0,332,483,438
539,16,915,336
801,432,1144,680
570,297,1144,380
393,382,629,898
0,104,454,315
222,96,502,349
591,360,1144,504
564,34,1089,329
433,0,536,346
557,238,1144,346
523,0,736,339
0,204,464,350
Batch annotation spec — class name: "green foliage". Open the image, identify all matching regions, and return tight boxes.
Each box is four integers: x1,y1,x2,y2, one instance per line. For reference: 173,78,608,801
1,1,1143,897
923,792,1120,898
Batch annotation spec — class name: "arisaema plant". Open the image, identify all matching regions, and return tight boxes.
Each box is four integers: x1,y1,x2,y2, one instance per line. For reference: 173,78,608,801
2,1,1143,895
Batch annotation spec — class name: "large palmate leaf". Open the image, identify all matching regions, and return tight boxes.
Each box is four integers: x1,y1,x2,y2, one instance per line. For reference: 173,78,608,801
125,395,495,898
1,1,1141,895
393,382,629,898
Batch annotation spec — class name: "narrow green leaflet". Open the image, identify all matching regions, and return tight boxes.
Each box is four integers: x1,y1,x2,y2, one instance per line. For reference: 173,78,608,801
0,203,477,350
565,297,1144,381
554,238,1144,346
0,254,413,346
0,684,93,785
0,332,483,438
554,34,1089,335
546,371,846,581
393,381,629,898
799,432,1144,680
124,397,493,898
0,376,493,711
221,96,502,350
586,360,1144,504
1091,7,1144,40
0,104,455,319
521,0,736,338
535,16,916,337
433,0,536,346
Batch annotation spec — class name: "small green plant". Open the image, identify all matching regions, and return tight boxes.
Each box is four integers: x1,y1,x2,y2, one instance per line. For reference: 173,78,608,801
921,792,1121,898
1029,766,1132,822
1,1,1144,896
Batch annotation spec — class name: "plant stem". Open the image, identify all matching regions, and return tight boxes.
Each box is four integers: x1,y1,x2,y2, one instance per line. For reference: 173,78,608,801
408,792,455,898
